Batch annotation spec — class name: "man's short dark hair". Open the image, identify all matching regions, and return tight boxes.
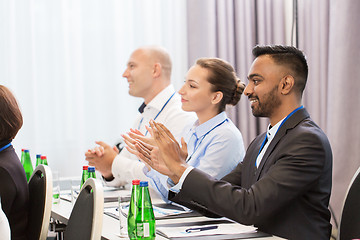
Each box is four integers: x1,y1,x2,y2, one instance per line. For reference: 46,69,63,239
252,45,308,95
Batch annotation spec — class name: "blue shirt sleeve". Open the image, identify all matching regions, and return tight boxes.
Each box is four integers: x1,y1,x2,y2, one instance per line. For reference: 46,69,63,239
145,168,173,203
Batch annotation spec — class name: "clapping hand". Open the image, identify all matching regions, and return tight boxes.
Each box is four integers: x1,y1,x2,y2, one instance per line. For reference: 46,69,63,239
85,141,117,178
122,128,155,169
148,120,189,184
122,127,172,175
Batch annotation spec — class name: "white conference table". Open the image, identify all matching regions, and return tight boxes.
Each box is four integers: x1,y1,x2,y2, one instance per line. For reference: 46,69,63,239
51,191,285,240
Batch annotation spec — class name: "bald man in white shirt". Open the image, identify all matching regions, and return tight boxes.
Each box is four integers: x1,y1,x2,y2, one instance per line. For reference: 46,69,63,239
85,46,196,199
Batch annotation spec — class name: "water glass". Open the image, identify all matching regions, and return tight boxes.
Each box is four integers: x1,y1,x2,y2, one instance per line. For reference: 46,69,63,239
118,196,129,237
70,179,80,206
52,171,60,204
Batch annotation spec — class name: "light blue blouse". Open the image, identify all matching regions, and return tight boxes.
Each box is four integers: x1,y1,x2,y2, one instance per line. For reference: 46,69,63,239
145,111,245,203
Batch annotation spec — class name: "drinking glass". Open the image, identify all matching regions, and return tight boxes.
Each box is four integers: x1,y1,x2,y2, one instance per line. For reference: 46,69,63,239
118,196,129,237
52,171,60,204
70,179,80,206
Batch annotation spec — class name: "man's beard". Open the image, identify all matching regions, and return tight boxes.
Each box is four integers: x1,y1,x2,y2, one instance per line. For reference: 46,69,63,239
251,85,281,118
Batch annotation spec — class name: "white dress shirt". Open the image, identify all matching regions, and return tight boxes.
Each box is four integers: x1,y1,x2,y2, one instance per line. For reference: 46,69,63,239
255,118,284,168
104,85,196,199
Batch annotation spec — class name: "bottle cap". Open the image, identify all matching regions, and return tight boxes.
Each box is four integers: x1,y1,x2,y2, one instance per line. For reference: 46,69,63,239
24,150,29,153
132,179,140,185
36,154,41,158
22,149,25,151
88,166,95,172
83,166,88,170
140,181,148,187
40,155,46,159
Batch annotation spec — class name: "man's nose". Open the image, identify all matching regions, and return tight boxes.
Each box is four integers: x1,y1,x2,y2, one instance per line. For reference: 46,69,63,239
244,84,252,96
122,69,129,78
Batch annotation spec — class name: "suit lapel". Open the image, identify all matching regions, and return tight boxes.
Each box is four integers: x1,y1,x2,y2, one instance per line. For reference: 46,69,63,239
254,108,310,181
241,132,266,187
247,133,266,184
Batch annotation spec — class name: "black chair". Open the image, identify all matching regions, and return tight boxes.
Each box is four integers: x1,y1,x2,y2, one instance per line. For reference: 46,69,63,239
27,164,53,240
338,166,360,240
63,178,104,240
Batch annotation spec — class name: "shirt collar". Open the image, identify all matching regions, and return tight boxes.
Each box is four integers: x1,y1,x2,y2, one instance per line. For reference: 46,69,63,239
266,116,285,141
146,85,175,111
191,111,228,139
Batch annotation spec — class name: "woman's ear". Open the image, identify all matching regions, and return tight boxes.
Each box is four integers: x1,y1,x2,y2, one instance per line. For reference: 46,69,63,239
280,75,295,95
212,91,223,105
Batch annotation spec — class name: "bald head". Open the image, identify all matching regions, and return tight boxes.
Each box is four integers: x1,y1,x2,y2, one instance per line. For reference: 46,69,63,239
122,46,173,103
137,46,172,81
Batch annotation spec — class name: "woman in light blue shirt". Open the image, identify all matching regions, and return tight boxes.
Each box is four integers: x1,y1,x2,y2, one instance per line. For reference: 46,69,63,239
125,58,246,202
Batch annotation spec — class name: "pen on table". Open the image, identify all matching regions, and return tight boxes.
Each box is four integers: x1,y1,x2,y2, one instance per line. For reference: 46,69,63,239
185,225,218,233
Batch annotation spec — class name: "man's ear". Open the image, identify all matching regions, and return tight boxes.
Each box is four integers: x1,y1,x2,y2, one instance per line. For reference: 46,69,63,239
153,63,162,78
211,91,223,105
280,75,295,95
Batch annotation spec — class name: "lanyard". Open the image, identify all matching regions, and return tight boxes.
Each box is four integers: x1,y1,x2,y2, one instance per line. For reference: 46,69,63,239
0,142,12,153
138,92,176,136
256,105,304,166
186,118,228,162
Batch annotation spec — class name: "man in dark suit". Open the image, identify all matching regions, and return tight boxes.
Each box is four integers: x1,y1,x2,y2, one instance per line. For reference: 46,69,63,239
137,45,332,240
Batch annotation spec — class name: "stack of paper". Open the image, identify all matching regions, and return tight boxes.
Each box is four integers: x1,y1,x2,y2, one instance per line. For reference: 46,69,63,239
103,187,130,203
104,204,193,220
156,223,259,239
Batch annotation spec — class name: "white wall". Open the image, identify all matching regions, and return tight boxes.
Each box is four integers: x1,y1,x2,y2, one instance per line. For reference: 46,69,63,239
0,0,188,179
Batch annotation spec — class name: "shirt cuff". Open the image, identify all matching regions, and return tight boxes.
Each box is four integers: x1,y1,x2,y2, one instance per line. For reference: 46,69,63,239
169,166,194,193
144,167,153,177
100,154,120,186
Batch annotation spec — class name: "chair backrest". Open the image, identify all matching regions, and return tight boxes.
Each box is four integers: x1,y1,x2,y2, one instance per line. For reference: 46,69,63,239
27,164,53,240
64,178,104,240
338,166,360,240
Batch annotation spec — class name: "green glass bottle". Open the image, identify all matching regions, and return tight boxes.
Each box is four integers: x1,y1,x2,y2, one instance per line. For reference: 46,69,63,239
23,150,33,182
40,155,48,165
128,179,140,240
136,181,155,240
35,154,42,167
20,149,25,165
80,166,89,189
88,166,96,179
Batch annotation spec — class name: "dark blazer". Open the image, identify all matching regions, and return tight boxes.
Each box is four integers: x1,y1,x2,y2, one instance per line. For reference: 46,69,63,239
169,108,332,240
0,142,29,240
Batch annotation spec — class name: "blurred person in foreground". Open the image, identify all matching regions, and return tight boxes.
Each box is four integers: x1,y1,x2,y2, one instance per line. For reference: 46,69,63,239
133,45,332,239
0,85,29,240
0,199,11,239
